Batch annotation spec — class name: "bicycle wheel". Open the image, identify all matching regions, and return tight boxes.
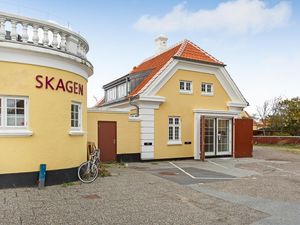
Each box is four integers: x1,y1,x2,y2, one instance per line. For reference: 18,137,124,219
78,162,98,183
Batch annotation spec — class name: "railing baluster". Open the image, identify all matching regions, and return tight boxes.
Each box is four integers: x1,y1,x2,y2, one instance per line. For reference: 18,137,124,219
60,33,66,51
52,30,58,49
32,25,39,44
43,27,49,46
11,20,17,41
22,23,29,42
0,18,5,40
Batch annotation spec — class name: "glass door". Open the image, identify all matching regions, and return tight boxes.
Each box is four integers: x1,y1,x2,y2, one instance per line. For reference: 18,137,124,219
216,119,232,155
204,118,215,156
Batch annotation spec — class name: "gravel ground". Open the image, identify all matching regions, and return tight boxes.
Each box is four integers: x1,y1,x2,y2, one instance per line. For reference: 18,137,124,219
1,146,299,225
0,165,266,225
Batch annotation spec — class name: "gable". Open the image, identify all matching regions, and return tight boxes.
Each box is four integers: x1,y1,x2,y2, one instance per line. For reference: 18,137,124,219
155,69,231,110
141,59,248,108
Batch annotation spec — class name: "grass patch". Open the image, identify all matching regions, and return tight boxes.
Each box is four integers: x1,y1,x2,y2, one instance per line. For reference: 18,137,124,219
99,165,111,177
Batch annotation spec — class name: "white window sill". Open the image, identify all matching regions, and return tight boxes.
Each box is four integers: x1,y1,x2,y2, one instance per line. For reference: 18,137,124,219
0,129,33,137
179,91,193,95
69,130,85,136
167,140,182,145
201,92,214,96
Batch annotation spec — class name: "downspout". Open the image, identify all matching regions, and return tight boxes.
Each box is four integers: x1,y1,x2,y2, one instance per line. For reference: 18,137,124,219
129,96,139,117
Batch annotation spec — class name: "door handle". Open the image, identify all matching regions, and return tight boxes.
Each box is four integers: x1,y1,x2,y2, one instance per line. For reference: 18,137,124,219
113,139,116,145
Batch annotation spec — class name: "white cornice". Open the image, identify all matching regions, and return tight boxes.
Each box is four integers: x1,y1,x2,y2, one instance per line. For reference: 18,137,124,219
88,107,129,114
0,44,93,79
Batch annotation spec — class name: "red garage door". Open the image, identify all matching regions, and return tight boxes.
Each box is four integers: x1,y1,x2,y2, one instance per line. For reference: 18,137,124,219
234,119,253,157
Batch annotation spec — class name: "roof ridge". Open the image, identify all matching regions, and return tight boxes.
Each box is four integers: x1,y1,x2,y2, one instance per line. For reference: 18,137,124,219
131,39,185,71
174,39,188,57
185,40,224,65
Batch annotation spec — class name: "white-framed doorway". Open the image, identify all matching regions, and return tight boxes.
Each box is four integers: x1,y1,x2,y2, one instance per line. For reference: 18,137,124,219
194,110,238,159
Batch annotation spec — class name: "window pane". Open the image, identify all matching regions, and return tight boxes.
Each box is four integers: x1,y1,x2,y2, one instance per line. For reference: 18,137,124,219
175,127,179,140
7,108,15,115
180,82,185,90
169,118,173,125
16,116,25,126
16,100,24,108
71,119,74,127
207,85,212,92
201,84,206,92
168,127,173,140
7,99,15,107
7,115,15,126
175,118,179,125
17,109,24,115
186,82,191,91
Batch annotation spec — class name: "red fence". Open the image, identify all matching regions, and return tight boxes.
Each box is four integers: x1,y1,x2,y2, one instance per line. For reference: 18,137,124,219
253,136,300,145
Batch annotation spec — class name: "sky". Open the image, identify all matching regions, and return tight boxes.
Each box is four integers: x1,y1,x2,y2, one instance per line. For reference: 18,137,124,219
0,0,299,114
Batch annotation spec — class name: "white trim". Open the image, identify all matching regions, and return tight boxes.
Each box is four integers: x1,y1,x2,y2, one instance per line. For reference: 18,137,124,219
70,101,82,131
179,80,193,94
69,130,85,136
141,60,247,107
139,96,166,103
0,129,33,137
0,45,92,79
88,107,129,113
167,140,182,145
193,109,239,117
194,113,200,160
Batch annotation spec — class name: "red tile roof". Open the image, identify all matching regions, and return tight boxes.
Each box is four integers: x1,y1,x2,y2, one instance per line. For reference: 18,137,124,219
129,39,224,96
97,39,225,106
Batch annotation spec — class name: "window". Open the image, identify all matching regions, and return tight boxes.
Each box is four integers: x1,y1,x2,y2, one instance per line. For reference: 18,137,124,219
106,87,117,102
201,83,214,95
0,96,28,128
117,83,127,98
71,102,81,130
168,117,181,145
179,81,192,94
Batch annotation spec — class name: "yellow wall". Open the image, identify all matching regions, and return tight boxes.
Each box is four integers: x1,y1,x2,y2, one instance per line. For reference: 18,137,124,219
154,69,231,159
0,61,87,174
87,112,140,154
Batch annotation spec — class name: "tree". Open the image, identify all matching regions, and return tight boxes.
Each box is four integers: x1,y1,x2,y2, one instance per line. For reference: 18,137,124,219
276,97,300,136
256,100,272,135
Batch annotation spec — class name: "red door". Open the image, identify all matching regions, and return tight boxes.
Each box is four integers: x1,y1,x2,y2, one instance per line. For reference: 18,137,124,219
98,121,117,162
234,119,253,157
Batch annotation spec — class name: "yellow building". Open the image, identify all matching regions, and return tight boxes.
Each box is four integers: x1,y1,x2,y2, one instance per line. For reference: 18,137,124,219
88,36,248,162
0,12,93,188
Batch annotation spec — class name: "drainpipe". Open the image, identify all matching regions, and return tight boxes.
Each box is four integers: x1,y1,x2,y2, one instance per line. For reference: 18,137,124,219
129,96,139,117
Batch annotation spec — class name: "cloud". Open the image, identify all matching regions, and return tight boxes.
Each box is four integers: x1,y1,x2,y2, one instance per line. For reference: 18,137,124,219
133,0,292,34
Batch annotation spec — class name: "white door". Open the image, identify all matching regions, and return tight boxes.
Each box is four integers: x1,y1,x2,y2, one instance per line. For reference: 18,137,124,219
216,118,232,156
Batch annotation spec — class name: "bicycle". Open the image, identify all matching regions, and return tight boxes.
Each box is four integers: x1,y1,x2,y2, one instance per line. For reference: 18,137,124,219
78,148,100,183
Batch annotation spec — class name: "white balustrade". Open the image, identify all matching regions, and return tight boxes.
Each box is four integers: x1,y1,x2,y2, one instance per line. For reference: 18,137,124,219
0,11,89,59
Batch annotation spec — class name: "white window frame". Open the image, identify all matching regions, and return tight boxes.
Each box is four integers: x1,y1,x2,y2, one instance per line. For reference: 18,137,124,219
0,95,32,137
117,83,127,98
70,102,82,131
179,81,193,94
106,87,117,102
201,83,214,96
168,116,182,145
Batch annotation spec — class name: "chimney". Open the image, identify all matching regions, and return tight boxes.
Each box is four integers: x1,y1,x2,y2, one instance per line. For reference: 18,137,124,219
155,34,168,54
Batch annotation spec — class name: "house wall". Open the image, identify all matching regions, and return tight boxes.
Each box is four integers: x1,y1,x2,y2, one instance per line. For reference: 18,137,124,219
154,69,231,159
87,111,140,155
0,61,87,174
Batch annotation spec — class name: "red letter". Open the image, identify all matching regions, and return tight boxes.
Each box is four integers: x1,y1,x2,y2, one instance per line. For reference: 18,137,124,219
35,75,43,88
66,81,73,93
74,82,78,94
78,84,83,96
45,76,54,90
56,79,66,92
